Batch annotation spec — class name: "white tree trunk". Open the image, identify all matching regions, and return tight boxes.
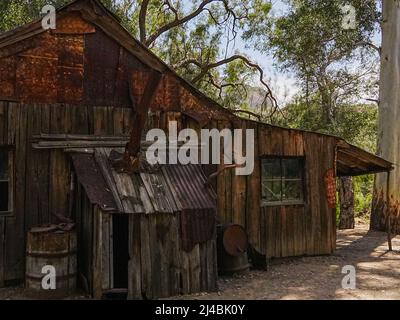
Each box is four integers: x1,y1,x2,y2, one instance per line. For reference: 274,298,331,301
371,0,400,234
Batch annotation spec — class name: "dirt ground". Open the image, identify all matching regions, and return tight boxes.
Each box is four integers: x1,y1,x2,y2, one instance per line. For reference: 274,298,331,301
1,222,399,300
179,222,400,300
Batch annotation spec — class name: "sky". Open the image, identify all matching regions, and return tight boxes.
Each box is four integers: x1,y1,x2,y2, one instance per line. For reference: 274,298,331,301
233,1,300,106
216,1,382,106
216,0,300,106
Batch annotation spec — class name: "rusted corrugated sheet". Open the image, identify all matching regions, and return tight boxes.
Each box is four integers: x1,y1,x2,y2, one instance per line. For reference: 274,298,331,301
162,164,216,211
71,153,117,211
140,170,178,214
162,164,216,251
180,208,216,252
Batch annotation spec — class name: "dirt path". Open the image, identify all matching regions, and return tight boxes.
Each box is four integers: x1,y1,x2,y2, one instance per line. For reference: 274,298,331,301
177,223,400,300
1,223,399,300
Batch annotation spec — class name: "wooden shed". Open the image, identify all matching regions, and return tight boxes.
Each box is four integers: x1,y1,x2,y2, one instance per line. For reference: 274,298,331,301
70,148,217,299
0,0,393,293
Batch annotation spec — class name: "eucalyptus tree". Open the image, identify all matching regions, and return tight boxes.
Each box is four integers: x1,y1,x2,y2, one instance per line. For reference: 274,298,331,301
371,1,400,234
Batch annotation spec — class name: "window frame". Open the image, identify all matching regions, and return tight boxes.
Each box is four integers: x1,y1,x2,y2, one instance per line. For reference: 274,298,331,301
260,156,305,207
0,147,14,216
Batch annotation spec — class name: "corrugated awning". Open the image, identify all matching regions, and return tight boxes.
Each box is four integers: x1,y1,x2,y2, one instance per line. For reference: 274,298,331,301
336,140,393,177
70,148,216,214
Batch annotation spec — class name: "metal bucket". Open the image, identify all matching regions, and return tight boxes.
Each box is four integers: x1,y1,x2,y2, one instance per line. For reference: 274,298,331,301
25,225,77,291
217,224,250,275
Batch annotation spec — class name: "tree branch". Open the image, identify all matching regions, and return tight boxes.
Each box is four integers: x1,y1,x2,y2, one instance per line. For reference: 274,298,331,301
143,0,240,47
358,41,381,55
206,72,245,99
139,0,150,43
193,55,278,108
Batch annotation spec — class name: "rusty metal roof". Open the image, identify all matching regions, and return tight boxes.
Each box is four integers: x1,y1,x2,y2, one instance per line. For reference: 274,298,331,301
70,153,117,212
71,148,216,214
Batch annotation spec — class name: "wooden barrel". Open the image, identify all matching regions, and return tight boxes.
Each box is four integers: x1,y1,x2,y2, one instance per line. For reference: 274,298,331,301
217,224,250,275
26,226,77,291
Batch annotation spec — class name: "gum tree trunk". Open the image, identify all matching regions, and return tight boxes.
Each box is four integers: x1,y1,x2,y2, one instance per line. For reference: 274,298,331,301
371,0,400,234
339,177,355,229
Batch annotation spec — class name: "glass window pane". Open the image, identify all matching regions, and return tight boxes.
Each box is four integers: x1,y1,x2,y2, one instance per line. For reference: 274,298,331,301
262,180,281,202
262,158,281,179
0,181,8,211
282,158,302,179
283,180,303,201
0,150,8,180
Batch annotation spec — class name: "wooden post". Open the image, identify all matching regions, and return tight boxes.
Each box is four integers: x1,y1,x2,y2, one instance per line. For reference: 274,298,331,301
386,171,392,251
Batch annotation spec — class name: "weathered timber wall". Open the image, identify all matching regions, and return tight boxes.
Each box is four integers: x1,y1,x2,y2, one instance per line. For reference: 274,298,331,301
0,102,134,283
0,102,337,285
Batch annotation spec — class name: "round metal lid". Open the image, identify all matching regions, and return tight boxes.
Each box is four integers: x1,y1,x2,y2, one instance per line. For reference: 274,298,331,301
223,224,248,257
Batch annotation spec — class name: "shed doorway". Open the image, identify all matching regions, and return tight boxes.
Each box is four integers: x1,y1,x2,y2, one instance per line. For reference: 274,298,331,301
112,214,129,291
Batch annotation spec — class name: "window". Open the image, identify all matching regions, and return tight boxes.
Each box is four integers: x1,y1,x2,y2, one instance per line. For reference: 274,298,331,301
0,148,13,214
261,157,304,206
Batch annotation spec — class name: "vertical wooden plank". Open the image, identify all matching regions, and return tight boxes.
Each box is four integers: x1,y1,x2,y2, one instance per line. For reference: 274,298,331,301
157,213,170,298
101,213,111,291
232,120,247,227
215,122,226,224
274,207,281,258
312,136,322,255
81,189,93,293
70,104,89,134
0,102,7,144
0,217,4,287
5,102,25,281
39,104,50,225
92,206,102,299
247,122,261,252
286,209,295,257
49,149,70,221
292,208,299,256
180,248,190,295
148,213,161,298
224,164,232,223
122,108,133,135
7,102,16,146
188,244,201,294
169,213,180,296
128,213,142,300
49,104,71,223
93,106,106,135
113,107,124,135
199,242,207,292
140,214,152,299
281,206,287,257
304,133,316,255
206,238,217,292
262,207,269,258
260,208,266,256
264,207,273,258
25,104,41,231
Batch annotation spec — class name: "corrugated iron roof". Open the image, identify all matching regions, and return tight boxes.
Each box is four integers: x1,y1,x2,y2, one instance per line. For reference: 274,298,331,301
70,153,117,212
71,148,216,214
162,165,216,211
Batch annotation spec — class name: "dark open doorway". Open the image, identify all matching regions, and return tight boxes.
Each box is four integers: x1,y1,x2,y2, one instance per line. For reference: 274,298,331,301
112,214,129,290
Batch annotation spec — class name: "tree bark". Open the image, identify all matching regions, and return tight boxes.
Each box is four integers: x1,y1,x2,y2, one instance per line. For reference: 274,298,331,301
371,0,400,234
339,176,355,230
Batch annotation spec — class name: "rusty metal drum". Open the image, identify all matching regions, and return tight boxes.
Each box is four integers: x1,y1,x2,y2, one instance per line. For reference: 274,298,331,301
25,225,77,291
217,224,250,275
